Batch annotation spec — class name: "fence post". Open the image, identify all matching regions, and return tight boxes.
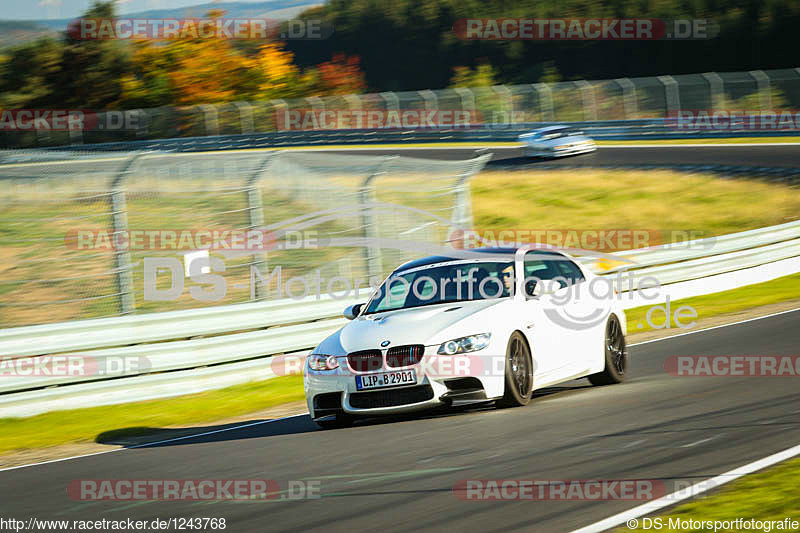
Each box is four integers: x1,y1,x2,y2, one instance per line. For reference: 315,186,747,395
701,72,724,111
233,101,255,134
360,157,397,280
614,78,637,119
379,91,400,112
575,80,597,121
450,153,492,247
748,70,771,110
110,153,147,315
69,122,83,145
419,89,438,111
197,104,220,136
533,83,554,121
491,85,513,124
344,94,362,111
246,151,281,300
657,75,681,116
269,99,288,130
454,88,476,114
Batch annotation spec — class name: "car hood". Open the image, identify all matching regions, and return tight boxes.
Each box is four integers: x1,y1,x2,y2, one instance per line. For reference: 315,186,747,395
329,299,506,353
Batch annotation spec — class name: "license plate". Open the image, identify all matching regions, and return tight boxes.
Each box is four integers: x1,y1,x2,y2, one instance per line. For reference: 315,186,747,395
356,370,417,391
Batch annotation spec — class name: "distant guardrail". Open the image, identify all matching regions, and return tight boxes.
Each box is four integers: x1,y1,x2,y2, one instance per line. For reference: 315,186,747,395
1,220,799,417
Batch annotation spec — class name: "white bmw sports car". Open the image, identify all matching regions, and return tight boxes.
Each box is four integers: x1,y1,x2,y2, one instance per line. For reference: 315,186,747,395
518,125,597,158
304,247,628,428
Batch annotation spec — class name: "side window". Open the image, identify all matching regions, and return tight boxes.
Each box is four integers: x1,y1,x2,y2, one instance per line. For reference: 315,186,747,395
555,259,586,285
524,252,565,293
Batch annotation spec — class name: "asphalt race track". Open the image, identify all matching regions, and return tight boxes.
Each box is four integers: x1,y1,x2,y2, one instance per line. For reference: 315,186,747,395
1,144,799,182
329,143,800,169
3,310,799,532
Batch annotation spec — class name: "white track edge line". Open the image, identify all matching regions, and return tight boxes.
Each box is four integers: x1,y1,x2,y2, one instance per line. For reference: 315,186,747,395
569,442,800,533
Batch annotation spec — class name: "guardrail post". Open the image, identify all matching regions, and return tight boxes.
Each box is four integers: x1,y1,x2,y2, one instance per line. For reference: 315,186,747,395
111,153,148,314
233,101,255,134
197,104,220,136
575,80,597,121
701,72,724,111
360,157,397,280
749,70,771,110
614,78,637,119
533,83,554,121
246,151,281,300
657,75,681,115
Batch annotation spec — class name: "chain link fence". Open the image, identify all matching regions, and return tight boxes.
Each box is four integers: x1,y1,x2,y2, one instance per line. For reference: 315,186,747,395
2,68,798,149
0,150,489,327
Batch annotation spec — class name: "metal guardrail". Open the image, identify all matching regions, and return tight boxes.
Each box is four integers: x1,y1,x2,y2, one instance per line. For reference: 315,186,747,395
1,220,799,417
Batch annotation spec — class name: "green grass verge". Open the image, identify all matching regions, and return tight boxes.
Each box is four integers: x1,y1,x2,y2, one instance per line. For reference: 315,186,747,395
625,272,800,334
0,375,305,456
472,170,800,240
622,457,800,532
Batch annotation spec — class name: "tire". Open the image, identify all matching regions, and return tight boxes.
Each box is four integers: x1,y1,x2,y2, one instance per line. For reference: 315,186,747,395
588,314,628,386
315,414,354,429
496,331,534,408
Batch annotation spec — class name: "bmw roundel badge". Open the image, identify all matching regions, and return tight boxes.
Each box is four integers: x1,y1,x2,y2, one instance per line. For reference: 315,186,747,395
380,340,391,347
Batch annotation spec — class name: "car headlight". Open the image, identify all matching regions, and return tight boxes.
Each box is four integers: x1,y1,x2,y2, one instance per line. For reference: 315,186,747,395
437,333,491,355
308,354,340,371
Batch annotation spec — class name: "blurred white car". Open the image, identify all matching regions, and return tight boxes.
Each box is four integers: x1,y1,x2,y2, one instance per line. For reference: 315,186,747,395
519,125,596,158
304,247,628,428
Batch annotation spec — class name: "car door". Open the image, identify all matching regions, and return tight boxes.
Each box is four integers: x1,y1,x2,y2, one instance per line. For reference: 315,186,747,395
551,258,608,371
520,251,582,384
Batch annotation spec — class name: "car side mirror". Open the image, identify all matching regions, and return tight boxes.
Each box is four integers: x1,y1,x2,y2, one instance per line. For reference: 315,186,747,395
344,303,364,320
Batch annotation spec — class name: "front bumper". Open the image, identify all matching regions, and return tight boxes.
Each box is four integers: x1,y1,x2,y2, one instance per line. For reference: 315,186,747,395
525,143,596,158
304,347,499,419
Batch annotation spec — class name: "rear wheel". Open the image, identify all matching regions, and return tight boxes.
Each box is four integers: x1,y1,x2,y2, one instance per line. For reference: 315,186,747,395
315,414,354,429
497,332,534,407
588,314,627,386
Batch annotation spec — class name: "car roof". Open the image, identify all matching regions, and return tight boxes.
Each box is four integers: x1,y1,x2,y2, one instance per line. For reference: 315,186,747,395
535,125,571,133
393,247,564,273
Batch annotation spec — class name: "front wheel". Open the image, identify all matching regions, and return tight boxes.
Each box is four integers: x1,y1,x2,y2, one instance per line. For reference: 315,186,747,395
588,314,627,386
497,332,534,407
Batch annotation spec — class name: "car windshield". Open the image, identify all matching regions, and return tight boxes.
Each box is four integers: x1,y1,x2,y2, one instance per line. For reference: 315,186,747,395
364,261,515,314
540,127,581,140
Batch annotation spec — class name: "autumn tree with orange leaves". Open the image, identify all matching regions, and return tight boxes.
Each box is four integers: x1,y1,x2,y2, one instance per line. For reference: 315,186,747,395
119,10,367,108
